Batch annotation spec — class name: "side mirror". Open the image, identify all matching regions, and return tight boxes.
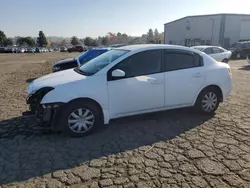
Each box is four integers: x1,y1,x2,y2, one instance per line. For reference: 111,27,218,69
112,69,125,78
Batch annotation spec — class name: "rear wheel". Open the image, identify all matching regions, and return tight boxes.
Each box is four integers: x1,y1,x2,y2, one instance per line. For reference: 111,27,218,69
195,88,220,114
60,100,102,137
222,58,228,63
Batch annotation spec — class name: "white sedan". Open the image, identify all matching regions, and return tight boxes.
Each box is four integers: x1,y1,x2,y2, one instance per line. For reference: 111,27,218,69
191,46,232,63
26,44,232,137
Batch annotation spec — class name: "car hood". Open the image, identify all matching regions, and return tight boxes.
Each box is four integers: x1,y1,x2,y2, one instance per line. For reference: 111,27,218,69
27,68,85,94
54,58,77,66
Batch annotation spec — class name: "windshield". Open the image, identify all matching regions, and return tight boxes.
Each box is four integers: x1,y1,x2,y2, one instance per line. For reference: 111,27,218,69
77,49,107,65
79,49,129,75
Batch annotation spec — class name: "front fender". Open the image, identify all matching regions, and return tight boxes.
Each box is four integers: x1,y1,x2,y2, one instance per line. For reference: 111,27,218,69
41,87,110,124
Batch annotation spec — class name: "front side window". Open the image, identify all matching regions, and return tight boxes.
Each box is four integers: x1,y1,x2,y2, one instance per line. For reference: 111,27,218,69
79,49,128,75
114,50,162,78
163,51,202,71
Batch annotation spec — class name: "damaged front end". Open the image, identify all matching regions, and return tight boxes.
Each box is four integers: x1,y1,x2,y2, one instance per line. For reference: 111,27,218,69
24,87,64,127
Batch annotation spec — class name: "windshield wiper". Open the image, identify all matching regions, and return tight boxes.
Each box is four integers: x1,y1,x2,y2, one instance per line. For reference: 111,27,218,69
74,67,92,76
74,67,86,75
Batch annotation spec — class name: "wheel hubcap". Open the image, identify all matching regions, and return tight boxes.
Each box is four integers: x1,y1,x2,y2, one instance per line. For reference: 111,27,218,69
202,92,218,112
68,108,94,133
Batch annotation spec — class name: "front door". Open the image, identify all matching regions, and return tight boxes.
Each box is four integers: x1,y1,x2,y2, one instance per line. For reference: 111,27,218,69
163,50,205,107
107,50,165,117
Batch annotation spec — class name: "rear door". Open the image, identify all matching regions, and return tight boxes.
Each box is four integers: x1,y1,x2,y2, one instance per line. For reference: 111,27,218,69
163,50,205,107
211,47,224,62
203,47,214,58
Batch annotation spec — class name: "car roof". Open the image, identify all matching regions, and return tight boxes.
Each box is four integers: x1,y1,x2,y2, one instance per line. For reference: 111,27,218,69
191,45,222,49
117,44,198,52
90,47,110,51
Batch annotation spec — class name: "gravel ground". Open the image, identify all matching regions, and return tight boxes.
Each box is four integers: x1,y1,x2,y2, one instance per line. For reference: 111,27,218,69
0,53,250,188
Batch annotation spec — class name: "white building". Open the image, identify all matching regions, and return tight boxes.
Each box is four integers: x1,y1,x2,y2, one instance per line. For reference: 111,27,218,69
164,14,250,48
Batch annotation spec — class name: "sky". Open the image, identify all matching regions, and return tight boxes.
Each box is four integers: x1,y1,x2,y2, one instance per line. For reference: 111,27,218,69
1,0,250,38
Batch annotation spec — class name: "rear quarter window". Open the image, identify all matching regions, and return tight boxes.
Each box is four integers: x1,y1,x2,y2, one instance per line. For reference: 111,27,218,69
163,50,203,71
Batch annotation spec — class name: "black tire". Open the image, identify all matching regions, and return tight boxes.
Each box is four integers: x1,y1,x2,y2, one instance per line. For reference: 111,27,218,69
60,100,102,137
222,58,228,63
194,87,220,115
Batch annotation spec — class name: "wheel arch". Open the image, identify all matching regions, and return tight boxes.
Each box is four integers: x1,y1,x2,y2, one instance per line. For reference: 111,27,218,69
194,85,223,105
53,97,105,130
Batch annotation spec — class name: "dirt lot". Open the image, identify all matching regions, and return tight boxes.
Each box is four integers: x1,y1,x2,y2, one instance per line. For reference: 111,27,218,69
0,53,250,188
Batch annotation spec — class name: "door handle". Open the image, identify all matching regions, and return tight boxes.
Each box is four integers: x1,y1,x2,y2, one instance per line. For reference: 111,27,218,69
192,73,202,77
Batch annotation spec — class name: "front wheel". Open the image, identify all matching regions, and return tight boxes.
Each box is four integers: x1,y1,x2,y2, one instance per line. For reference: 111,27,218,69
60,101,102,137
195,88,220,114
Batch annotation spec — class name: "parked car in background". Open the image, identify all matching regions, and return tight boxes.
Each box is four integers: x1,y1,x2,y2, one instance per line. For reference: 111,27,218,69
0,47,6,53
229,41,250,59
52,48,110,72
191,46,232,63
67,45,87,53
27,48,35,53
109,44,126,48
60,47,67,52
5,47,15,53
35,47,41,53
26,44,232,137
49,48,53,52
16,47,25,53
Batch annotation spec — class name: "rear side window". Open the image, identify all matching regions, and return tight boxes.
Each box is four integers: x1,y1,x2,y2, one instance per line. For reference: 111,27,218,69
163,50,202,71
212,47,223,54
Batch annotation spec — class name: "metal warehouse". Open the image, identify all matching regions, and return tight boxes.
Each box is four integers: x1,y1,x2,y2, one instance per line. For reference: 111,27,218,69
164,13,250,48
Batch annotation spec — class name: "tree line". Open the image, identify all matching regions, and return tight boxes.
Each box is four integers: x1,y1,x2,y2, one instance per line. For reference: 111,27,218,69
0,29,164,47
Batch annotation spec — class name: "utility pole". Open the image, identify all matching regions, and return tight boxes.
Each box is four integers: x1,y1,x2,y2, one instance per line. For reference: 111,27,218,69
211,18,215,45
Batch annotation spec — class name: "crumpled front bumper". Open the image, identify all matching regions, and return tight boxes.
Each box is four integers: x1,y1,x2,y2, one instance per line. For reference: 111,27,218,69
26,94,64,126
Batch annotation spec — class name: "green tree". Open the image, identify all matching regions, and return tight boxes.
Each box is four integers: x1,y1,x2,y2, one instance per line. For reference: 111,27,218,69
60,39,67,46
117,32,122,37
37,31,47,47
24,37,35,46
84,37,92,46
91,39,98,47
71,36,79,46
4,38,13,46
154,29,160,43
147,29,154,43
16,37,25,46
101,36,108,46
0,30,7,45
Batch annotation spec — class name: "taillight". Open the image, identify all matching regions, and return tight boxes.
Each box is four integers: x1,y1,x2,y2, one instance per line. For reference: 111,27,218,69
228,68,232,77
